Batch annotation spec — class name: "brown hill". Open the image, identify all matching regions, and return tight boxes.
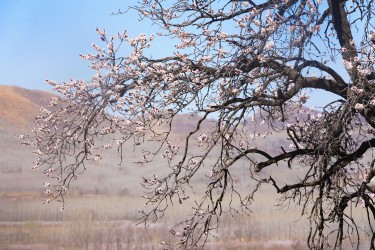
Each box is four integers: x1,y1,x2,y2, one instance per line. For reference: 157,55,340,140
0,85,52,132
0,85,53,173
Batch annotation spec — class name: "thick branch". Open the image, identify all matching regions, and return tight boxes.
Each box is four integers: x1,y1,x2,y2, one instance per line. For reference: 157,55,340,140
328,0,358,61
255,148,317,172
276,138,375,193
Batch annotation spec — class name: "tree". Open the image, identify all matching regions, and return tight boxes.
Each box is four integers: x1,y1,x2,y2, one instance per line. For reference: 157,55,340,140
23,0,375,249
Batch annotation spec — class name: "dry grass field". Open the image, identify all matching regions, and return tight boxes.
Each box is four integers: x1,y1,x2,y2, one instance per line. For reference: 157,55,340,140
0,128,310,249
2,141,371,249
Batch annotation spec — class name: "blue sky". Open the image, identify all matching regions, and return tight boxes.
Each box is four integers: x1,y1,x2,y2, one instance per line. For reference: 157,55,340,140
0,0,163,91
0,1,338,108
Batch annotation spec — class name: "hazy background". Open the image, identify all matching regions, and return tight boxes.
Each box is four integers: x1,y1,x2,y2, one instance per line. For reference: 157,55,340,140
0,85,318,250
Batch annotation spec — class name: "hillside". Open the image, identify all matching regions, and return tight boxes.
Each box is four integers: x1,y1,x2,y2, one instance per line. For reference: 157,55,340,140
0,85,51,174
0,85,52,132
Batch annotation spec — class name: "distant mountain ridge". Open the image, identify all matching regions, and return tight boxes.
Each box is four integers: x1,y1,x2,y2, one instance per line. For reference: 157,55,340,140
0,84,294,175
0,84,297,155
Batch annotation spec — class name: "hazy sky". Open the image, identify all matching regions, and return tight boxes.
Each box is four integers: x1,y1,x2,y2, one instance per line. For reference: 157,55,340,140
0,1,338,107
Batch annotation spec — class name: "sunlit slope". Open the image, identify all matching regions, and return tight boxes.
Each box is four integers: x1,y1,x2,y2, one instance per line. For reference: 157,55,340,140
0,85,51,131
